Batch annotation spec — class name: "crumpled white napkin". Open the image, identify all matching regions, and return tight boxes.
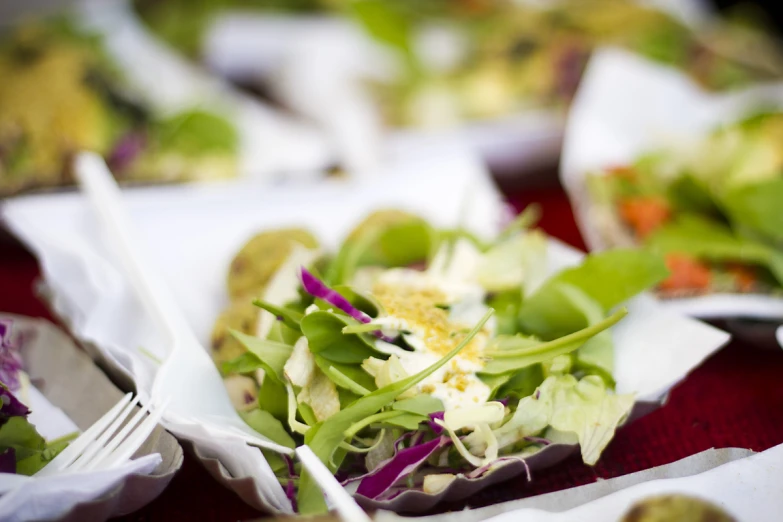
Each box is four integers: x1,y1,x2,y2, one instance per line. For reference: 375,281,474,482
0,454,162,522
26,386,80,442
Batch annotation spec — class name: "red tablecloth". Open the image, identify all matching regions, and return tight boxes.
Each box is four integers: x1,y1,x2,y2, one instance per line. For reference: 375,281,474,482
2,187,783,521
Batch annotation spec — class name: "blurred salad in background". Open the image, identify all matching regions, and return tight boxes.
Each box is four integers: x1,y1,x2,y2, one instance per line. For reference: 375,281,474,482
210,208,668,513
133,0,347,59
0,320,74,476
357,0,783,128
0,17,239,197
133,0,783,131
586,111,783,298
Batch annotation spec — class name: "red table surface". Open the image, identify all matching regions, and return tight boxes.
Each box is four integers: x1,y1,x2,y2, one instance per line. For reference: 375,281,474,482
2,186,783,521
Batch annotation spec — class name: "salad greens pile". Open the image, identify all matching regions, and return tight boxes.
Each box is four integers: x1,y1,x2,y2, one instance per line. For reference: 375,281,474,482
587,111,783,298
0,17,239,196
212,209,668,513
0,320,72,476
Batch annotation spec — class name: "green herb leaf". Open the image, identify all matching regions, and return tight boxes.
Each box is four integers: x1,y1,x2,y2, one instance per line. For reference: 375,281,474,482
229,330,293,383
253,299,303,331
556,284,615,377
240,409,296,450
722,178,783,243
350,0,415,69
313,355,378,393
152,110,237,155
380,412,427,430
258,375,289,423
392,395,444,416
300,311,380,364
519,250,666,338
221,352,265,375
482,307,627,375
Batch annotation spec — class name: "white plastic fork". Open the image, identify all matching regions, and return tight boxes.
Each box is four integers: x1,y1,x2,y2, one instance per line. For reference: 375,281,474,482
0,393,166,495
296,444,372,521
36,392,166,478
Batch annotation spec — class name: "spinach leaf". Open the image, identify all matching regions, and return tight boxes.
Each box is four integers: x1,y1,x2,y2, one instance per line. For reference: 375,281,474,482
481,307,627,375
240,409,296,450
253,299,303,331
300,311,380,364
519,250,666,338
722,178,783,243
392,395,443,416
229,330,292,383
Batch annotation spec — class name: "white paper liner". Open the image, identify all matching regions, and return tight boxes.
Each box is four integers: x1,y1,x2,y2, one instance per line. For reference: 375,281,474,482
2,152,729,513
375,446,755,521
561,47,783,322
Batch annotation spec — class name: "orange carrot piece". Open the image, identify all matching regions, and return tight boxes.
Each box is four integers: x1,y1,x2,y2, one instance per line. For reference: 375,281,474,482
726,263,757,293
618,196,671,238
660,254,712,292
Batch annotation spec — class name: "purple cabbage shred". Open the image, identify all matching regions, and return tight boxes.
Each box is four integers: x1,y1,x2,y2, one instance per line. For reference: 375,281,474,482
0,319,22,391
355,436,451,499
299,267,396,342
0,448,15,474
108,132,146,172
282,454,298,511
0,385,30,420
427,412,445,435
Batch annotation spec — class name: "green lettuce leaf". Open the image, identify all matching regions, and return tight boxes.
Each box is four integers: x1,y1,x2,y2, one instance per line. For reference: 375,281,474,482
477,230,548,295
300,311,381,364
556,284,614,377
721,178,783,243
350,0,415,69
481,307,627,375
152,110,237,155
0,416,72,476
392,395,443,416
258,375,288,423
518,250,667,339
240,409,296,450
229,330,293,383
253,299,303,331
495,374,634,465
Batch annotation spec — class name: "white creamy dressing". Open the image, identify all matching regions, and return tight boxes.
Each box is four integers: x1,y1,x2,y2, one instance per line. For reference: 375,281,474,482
368,239,494,411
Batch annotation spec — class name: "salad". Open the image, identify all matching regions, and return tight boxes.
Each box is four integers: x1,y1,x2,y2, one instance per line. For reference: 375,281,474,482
586,111,783,298
357,0,783,128
211,209,668,513
0,320,73,476
0,18,239,196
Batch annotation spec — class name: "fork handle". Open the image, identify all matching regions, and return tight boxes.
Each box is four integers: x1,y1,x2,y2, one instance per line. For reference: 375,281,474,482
75,153,186,347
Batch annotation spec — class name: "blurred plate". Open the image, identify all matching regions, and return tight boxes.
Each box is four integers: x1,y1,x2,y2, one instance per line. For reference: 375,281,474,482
561,47,783,324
